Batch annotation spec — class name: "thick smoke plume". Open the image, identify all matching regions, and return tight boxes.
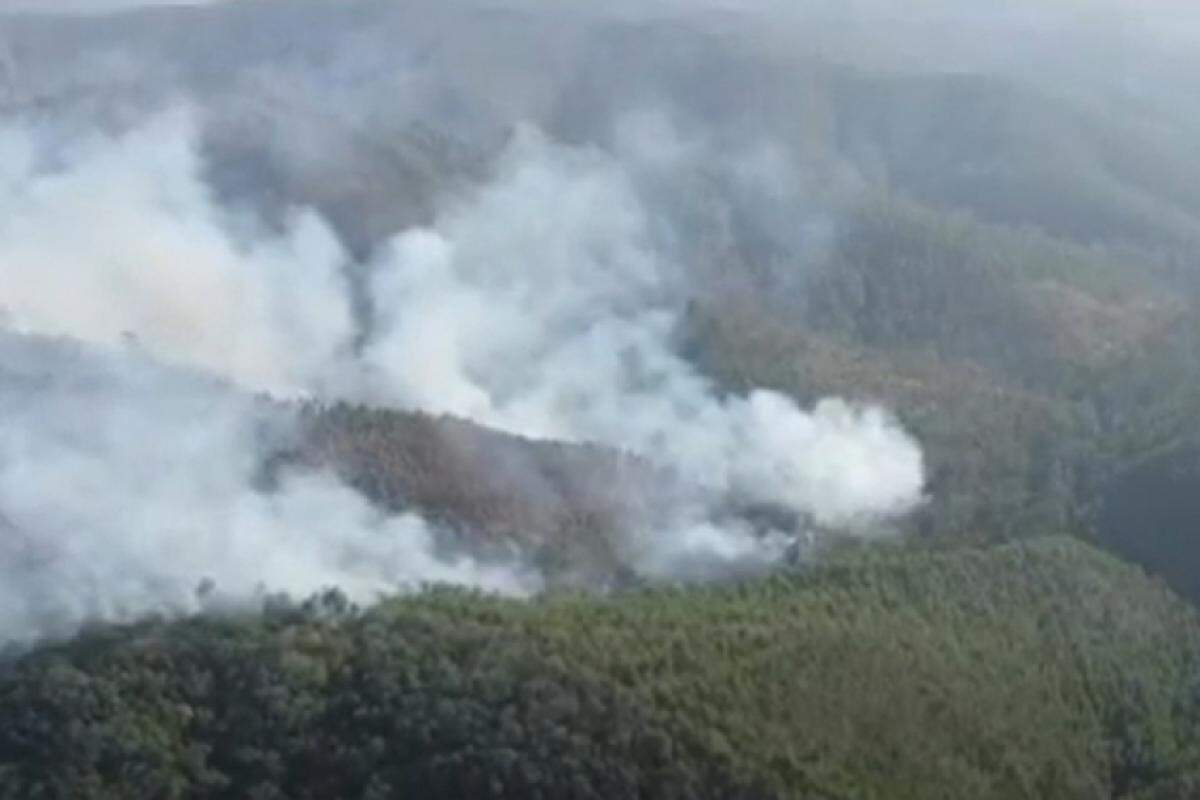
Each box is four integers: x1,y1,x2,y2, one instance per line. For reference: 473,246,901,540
0,334,538,644
359,125,922,526
0,110,355,394
0,0,956,643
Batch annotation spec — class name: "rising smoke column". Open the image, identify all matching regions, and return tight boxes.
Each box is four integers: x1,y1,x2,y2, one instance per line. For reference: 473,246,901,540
360,124,924,573
0,110,356,394
0,103,923,640
0,113,538,645
0,333,539,644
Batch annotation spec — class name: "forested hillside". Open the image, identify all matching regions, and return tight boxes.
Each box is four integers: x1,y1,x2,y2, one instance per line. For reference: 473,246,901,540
4,2,1200,797
286,403,664,587
684,192,1200,548
4,4,1200,577
2,538,1198,799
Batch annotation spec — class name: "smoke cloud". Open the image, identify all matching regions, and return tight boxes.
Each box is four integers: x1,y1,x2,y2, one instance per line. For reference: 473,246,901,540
0,110,355,394
361,125,922,526
0,0,949,643
0,333,537,644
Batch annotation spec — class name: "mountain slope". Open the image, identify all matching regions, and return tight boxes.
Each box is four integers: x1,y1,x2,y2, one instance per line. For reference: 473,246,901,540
3,537,1198,799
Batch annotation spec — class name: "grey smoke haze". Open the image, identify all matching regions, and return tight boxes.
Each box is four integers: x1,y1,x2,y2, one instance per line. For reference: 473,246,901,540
3,0,1198,643
0,97,923,641
0,109,356,393
0,333,538,644
360,122,921,526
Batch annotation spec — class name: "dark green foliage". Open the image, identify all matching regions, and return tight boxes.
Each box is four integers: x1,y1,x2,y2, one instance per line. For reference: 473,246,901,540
1098,443,1200,604
681,189,1200,562
3,538,1199,798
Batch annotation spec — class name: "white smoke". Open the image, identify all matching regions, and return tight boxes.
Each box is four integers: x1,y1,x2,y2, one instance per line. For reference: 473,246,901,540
361,126,923,538
0,114,537,644
0,104,924,641
0,110,356,395
0,334,537,644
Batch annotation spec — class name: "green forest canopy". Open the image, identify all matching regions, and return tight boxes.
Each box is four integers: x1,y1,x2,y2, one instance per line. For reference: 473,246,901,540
3,537,1199,799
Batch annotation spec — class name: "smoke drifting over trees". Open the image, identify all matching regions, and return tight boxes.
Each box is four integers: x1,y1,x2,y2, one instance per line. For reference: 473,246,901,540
0,0,938,645
3,0,1200,646
9,4,1200,799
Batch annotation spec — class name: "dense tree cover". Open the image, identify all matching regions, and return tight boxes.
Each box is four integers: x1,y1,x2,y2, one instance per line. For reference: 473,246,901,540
682,191,1200,568
1099,444,1200,607
284,403,664,586
279,190,1200,576
2,537,1199,799
270,139,1200,594
282,188,1200,590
